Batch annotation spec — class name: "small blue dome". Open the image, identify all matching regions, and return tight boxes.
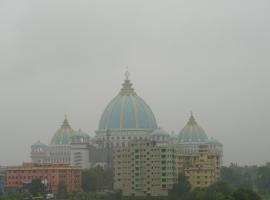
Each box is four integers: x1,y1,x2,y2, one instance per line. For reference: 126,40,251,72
72,129,90,139
32,141,47,148
99,78,157,130
179,114,208,143
206,137,221,145
151,128,169,136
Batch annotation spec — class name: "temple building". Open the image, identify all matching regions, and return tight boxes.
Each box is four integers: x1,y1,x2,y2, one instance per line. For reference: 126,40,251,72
30,117,105,169
177,113,223,160
31,116,87,165
30,71,223,194
175,114,223,189
94,71,169,149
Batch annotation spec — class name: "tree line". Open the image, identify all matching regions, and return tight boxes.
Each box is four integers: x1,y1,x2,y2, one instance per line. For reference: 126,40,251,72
1,162,270,200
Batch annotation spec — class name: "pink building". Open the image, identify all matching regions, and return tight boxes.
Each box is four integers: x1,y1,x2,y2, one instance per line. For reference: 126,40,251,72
6,163,81,192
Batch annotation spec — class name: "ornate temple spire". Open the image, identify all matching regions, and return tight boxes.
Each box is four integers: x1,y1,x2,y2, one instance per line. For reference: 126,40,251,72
120,69,136,95
188,111,196,125
125,68,130,80
61,114,71,128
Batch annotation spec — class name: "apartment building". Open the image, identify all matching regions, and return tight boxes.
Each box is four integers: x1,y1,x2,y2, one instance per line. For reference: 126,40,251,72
113,140,177,197
176,144,221,188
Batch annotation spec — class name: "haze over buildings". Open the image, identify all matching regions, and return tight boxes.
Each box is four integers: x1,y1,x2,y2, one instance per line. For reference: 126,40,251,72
0,0,270,166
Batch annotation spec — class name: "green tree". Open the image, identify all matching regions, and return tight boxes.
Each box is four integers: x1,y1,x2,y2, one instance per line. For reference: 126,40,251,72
0,193,24,200
168,174,191,200
257,165,270,192
57,181,68,199
230,188,261,200
28,179,43,196
81,166,113,192
207,181,233,196
221,164,258,188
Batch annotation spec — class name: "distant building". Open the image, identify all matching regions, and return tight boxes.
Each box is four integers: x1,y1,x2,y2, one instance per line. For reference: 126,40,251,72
0,167,6,194
113,140,177,197
29,72,223,195
30,72,169,168
5,163,81,192
31,116,76,165
70,130,91,169
176,144,221,189
176,114,223,188
94,73,162,149
178,114,223,156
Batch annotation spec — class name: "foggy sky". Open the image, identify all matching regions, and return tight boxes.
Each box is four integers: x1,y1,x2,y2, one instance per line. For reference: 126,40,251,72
0,0,270,166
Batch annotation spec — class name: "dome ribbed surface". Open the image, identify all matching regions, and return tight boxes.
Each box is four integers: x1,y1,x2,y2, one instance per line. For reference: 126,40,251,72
98,78,157,130
50,116,74,145
179,114,208,143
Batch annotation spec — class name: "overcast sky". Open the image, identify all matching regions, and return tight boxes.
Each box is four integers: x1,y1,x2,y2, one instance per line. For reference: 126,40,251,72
0,0,269,166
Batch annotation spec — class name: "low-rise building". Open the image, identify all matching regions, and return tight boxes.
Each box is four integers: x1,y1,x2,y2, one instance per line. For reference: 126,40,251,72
5,163,81,193
113,140,177,197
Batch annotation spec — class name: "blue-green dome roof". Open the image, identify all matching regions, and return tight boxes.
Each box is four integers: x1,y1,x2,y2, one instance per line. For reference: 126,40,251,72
50,116,74,145
32,141,47,148
205,137,221,144
99,77,158,130
151,128,169,136
72,129,90,139
179,114,208,143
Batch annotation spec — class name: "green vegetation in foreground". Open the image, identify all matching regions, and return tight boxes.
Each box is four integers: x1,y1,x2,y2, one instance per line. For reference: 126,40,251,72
168,174,261,200
0,179,262,200
221,162,270,198
261,195,270,200
1,163,270,200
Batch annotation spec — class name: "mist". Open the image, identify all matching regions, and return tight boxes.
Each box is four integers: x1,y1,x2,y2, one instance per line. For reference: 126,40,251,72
0,0,270,165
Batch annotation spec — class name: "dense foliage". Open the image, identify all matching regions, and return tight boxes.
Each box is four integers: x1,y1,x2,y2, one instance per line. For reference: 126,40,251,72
169,179,261,200
56,181,68,199
221,162,270,195
28,179,44,196
81,166,113,192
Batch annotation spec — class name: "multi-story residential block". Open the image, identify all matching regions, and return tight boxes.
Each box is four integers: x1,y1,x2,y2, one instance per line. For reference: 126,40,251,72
176,144,221,189
5,163,81,192
113,140,177,197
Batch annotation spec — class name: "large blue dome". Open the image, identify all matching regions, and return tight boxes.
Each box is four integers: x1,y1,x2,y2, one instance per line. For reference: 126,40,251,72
99,76,158,130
